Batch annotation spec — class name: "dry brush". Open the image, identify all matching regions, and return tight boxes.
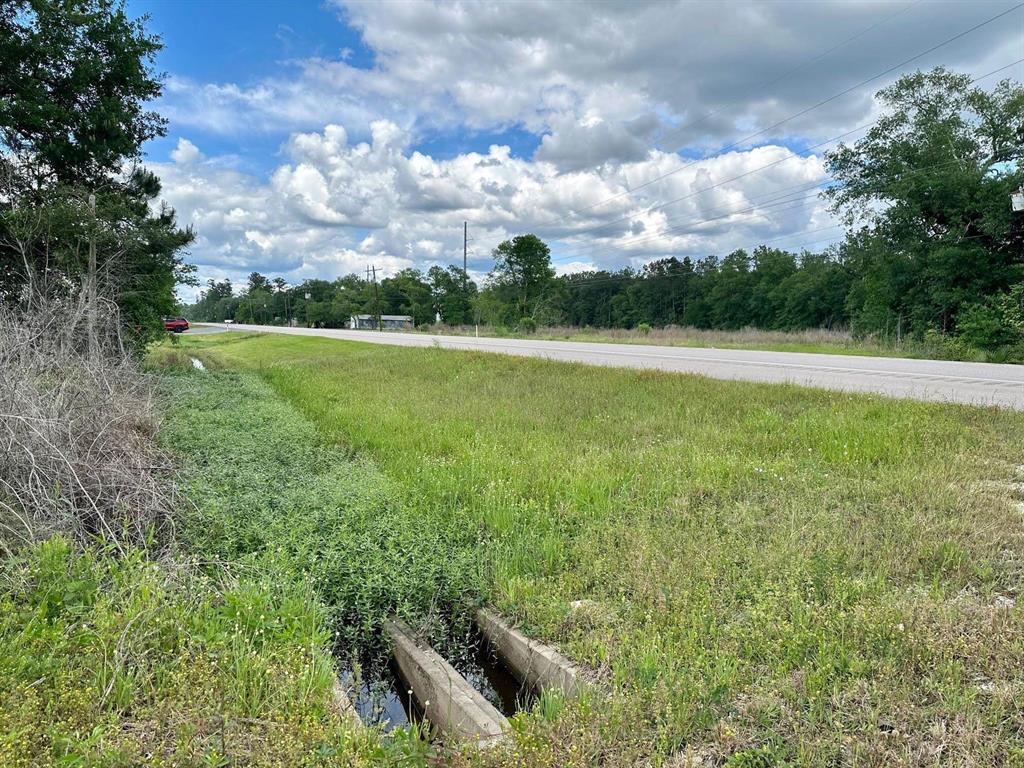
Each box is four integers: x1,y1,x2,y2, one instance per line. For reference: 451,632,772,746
0,295,176,555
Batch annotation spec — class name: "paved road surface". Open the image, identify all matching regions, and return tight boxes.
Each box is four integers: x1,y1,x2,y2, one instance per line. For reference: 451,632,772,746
207,323,1024,410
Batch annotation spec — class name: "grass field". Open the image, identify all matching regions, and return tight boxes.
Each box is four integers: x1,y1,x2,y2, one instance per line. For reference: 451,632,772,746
174,331,1024,766
408,324,1005,362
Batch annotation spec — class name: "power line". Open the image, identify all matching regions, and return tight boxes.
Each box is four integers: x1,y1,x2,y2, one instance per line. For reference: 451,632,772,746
654,0,924,153
545,50,1024,251
544,140,1023,279
545,128,863,247
524,4,1023,237
543,60,1024,266
549,150,1000,264
551,165,919,263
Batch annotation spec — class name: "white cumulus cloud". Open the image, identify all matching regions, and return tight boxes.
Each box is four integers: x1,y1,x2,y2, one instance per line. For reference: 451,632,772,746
155,126,835,299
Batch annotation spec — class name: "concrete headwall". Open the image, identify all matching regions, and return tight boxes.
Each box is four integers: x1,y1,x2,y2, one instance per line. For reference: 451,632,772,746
387,619,508,746
330,679,362,728
475,608,584,697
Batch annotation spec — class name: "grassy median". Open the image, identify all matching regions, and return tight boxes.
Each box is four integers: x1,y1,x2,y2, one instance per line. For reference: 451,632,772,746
176,331,1024,766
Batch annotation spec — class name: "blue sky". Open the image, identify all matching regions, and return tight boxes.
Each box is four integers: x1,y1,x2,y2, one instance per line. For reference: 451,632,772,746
130,0,542,172
130,0,372,171
128,1,1023,300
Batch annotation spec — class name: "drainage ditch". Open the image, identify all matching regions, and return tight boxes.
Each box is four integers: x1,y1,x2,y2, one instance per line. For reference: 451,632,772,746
337,618,542,734
340,658,422,730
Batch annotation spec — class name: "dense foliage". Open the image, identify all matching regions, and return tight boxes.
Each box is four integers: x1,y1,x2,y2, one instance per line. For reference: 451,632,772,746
186,69,1023,357
826,68,1024,346
159,364,485,654
0,0,193,343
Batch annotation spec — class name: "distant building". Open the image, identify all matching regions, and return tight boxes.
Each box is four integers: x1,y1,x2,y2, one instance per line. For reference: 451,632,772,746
350,314,413,330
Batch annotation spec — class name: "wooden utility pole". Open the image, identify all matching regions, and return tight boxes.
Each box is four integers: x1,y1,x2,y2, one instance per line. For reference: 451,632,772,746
463,221,468,290
367,265,382,331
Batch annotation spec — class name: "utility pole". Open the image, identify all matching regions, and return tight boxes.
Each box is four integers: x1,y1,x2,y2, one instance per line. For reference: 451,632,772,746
87,193,97,363
463,221,474,330
368,265,382,331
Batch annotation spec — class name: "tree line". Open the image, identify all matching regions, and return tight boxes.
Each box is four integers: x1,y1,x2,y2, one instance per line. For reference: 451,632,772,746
187,68,1023,354
188,242,849,330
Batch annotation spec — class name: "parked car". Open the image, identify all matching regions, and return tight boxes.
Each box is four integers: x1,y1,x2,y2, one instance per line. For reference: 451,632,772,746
163,316,189,333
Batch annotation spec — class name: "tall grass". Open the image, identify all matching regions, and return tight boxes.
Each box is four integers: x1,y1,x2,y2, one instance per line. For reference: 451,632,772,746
415,323,1004,360
184,331,1024,766
0,537,381,767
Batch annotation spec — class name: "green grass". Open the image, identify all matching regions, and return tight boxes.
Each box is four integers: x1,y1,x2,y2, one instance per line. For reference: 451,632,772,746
0,537,382,768
157,366,485,654
177,332,1024,766
150,356,615,766
0,355,463,767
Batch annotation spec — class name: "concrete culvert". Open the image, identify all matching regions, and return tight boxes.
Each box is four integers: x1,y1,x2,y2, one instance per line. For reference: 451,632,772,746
386,619,509,747
330,679,362,728
475,608,585,698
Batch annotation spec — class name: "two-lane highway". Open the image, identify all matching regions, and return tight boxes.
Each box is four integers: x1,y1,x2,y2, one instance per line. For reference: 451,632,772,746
211,324,1024,409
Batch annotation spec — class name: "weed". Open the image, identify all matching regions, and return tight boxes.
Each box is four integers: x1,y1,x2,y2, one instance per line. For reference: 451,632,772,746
158,369,486,655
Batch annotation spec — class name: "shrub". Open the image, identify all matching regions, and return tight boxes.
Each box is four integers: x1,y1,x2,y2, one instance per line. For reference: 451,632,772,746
956,300,1019,349
0,298,176,556
637,323,652,336
519,317,537,334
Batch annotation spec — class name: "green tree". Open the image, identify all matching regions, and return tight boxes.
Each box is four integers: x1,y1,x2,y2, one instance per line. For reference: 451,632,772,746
0,0,193,343
381,268,433,326
487,234,555,321
825,67,1024,342
707,249,754,329
0,0,164,187
428,264,477,325
776,251,851,330
748,246,798,328
246,272,271,295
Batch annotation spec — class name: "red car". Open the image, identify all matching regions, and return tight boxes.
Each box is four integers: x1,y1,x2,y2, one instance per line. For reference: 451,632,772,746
163,316,189,333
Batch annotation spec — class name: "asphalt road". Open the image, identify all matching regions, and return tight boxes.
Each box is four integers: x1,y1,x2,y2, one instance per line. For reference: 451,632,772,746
209,323,1024,410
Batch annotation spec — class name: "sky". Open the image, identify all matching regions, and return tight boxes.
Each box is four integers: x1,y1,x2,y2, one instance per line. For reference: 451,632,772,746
125,0,1024,302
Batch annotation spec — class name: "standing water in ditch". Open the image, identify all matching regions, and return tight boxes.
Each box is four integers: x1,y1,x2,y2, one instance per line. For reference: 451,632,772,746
338,628,536,731
460,631,536,714
340,659,422,730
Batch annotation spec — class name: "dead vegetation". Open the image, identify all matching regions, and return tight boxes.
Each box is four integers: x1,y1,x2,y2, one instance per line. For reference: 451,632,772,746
0,295,176,556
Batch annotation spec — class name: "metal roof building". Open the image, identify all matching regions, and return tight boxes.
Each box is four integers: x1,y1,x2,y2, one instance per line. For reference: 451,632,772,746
349,314,414,330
